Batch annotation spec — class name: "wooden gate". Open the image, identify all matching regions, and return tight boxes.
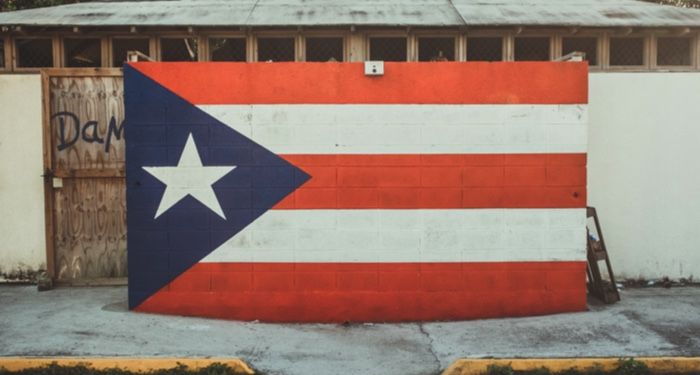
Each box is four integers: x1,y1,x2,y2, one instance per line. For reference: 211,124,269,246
42,68,127,284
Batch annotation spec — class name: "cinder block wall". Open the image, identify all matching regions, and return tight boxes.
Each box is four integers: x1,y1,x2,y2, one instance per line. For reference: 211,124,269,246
128,63,589,322
0,74,46,279
588,73,700,280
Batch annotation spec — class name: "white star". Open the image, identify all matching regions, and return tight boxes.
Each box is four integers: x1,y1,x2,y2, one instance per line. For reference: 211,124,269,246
143,133,236,220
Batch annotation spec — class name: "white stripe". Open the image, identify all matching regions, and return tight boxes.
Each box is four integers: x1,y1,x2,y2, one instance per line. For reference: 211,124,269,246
201,209,587,263
198,104,588,154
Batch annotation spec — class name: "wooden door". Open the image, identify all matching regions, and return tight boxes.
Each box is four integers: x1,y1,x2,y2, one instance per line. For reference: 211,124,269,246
42,69,127,283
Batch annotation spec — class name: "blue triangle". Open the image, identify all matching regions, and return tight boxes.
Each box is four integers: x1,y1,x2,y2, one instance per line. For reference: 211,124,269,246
125,65,310,308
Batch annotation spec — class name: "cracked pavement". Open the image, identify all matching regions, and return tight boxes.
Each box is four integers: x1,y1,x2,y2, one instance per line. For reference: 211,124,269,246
1,286,700,375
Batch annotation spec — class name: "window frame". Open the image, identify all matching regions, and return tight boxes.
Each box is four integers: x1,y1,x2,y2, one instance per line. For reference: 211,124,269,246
12,36,59,71
253,31,298,62
158,35,204,62
0,36,9,71
696,33,700,71
201,30,248,62
109,35,155,67
512,33,554,62
365,30,410,62
559,32,603,71
0,28,697,73
61,36,107,68
206,34,248,63
606,32,651,71
413,30,460,62
465,30,510,62
301,31,348,62
652,33,697,71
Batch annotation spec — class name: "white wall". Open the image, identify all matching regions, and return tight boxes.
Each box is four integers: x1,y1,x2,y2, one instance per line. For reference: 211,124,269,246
1,72,699,281
0,74,46,277
589,73,700,280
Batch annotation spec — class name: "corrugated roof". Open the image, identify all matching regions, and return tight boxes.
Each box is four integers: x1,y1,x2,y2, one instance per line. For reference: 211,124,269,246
0,0,699,28
452,0,700,27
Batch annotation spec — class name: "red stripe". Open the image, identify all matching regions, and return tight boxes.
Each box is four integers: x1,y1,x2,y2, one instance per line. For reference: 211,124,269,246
131,62,588,105
136,261,587,322
276,154,587,209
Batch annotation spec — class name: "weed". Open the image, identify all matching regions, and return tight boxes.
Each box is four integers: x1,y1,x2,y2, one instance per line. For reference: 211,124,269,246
487,364,515,375
479,358,660,375
615,358,650,375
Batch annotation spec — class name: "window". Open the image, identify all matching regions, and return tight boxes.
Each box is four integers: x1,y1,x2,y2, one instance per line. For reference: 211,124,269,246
562,37,598,66
514,37,550,61
161,38,198,61
257,37,295,62
369,37,407,61
112,38,149,67
64,38,102,67
210,38,246,62
418,37,455,62
16,38,53,68
467,37,503,61
306,37,343,62
657,37,692,66
610,37,645,66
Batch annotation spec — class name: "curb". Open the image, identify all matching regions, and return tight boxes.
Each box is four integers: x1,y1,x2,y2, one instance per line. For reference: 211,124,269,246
0,357,254,374
442,357,700,375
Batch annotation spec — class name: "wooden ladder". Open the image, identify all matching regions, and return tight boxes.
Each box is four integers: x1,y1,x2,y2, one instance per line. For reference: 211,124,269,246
586,207,621,304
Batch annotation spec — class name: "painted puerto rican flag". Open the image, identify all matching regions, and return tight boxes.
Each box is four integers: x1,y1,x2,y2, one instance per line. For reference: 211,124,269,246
125,62,588,322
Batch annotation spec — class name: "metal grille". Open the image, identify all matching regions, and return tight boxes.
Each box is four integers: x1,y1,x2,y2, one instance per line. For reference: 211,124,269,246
161,38,198,61
0,40,4,68
418,37,455,62
514,37,550,61
257,37,295,62
64,38,102,67
112,38,149,67
562,37,598,66
306,37,343,62
210,38,246,62
610,37,644,66
657,37,692,66
467,37,503,61
16,38,53,68
369,37,407,62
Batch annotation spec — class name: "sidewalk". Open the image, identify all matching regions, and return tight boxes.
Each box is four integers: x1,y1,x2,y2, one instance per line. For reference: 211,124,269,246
1,285,699,375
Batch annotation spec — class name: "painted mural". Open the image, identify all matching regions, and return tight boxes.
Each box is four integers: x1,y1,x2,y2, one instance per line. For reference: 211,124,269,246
125,62,589,322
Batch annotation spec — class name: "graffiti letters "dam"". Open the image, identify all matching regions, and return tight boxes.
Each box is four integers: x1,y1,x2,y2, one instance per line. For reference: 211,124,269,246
51,111,125,153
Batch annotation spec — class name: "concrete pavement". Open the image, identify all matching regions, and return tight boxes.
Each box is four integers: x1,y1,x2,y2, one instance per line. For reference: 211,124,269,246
1,285,699,375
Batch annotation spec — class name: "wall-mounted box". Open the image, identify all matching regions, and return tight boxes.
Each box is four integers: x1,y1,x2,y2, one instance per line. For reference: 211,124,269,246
364,61,384,76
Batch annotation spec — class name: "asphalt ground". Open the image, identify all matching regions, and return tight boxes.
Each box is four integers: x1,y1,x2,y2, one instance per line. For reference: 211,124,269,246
1,286,699,375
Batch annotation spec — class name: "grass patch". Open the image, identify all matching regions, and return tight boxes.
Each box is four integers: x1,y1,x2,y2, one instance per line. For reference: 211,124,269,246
484,358,662,375
0,363,251,375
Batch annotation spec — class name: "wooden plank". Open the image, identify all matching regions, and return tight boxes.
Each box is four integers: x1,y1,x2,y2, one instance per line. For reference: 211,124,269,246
586,206,620,304
53,168,125,178
49,75,125,172
43,67,123,77
41,71,56,279
53,178,127,280
2,36,10,71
